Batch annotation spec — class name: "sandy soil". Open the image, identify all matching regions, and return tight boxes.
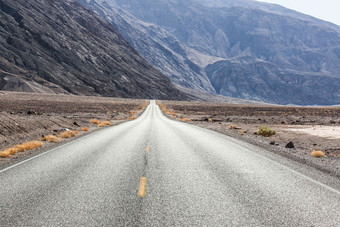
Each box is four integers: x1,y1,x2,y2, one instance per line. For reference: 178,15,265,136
159,100,340,177
0,92,147,166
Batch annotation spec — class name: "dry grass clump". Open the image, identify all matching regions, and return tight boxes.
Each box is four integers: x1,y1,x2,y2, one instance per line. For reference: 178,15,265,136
229,125,238,130
42,135,60,143
127,116,137,120
138,100,149,112
73,131,79,135
98,121,111,127
90,119,100,124
0,141,43,158
82,127,89,131
129,110,138,116
311,150,325,158
17,141,44,151
59,131,76,138
0,149,11,158
256,126,276,137
90,119,111,127
158,103,175,115
180,118,191,122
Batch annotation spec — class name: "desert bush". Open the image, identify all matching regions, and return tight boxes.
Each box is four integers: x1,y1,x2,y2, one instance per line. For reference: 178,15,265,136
229,125,238,129
17,141,43,151
8,147,20,155
0,149,11,158
102,121,111,126
181,118,191,122
127,116,137,120
59,131,76,138
158,103,175,115
311,150,325,158
0,141,43,158
42,135,60,143
98,121,111,127
256,126,276,137
73,131,79,135
82,127,89,131
90,119,100,124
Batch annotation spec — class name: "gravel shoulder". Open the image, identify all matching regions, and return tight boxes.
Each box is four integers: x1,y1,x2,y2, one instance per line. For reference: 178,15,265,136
0,92,147,166
159,100,340,178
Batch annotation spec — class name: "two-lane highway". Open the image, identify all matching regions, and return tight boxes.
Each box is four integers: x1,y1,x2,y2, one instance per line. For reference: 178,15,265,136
1,101,340,226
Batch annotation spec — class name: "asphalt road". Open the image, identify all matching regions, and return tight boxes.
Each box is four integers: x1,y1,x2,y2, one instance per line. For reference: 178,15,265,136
1,100,340,226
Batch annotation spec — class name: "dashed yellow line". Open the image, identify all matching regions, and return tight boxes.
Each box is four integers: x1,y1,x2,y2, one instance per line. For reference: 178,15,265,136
138,177,147,197
145,146,150,152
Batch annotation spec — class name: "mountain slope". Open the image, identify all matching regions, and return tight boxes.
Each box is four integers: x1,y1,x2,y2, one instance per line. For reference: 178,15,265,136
78,0,217,94
90,0,340,105
0,0,184,99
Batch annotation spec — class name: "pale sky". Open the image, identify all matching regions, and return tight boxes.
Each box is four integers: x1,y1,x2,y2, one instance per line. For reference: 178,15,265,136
257,0,340,26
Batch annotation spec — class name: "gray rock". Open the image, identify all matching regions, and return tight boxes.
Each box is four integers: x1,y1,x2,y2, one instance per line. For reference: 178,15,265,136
0,0,185,100
285,142,295,149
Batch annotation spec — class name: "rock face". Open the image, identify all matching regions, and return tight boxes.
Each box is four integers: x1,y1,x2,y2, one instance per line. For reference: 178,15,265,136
0,0,184,100
77,0,216,94
87,0,340,105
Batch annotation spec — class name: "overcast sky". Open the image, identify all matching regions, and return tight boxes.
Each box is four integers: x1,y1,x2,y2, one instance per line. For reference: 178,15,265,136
256,0,340,26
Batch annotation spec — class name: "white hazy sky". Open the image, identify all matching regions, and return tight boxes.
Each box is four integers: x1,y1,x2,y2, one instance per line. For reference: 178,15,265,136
256,0,340,26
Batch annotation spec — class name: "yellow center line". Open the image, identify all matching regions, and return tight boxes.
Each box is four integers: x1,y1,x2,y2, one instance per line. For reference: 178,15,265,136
138,177,147,197
145,146,150,152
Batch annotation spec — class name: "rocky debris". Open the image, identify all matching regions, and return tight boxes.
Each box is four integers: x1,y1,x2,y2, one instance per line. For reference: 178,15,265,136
0,0,185,100
285,142,295,149
73,122,80,127
27,111,36,115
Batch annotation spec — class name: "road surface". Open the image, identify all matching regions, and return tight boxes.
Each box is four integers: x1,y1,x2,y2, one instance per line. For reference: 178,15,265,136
1,100,340,226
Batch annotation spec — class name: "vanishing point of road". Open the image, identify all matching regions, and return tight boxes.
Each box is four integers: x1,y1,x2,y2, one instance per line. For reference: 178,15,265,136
1,101,340,226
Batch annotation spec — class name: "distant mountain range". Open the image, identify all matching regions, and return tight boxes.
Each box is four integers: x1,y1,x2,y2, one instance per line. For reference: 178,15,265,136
0,0,184,100
80,0,340,105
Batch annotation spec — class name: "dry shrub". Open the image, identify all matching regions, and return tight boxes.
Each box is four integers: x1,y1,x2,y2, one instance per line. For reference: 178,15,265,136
7,147,20,155
17,141,43,151
127,116,137,120
98,121,111,127
229,125,238,130
82,127,89,131
181,118,191,122
42,135,60,143
129,110,138,115
311,150,325,158
73,131,79,135
102,121,111,126
256,126,276,137
0,141,43,158
59,131,76,138
90,119,100,124
0,150,11,158
158,103,175,115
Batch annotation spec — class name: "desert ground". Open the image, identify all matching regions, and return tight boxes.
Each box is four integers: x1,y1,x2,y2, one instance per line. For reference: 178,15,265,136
2,92,340,177
0,91,147,167
158,101,340,177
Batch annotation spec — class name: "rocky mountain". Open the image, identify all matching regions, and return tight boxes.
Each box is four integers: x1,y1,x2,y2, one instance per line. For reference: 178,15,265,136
77,0,217,94
0,0,184,100
84,0,340,105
